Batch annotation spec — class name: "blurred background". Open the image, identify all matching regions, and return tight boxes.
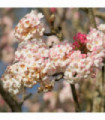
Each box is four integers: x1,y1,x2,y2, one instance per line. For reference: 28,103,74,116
0,8,104,112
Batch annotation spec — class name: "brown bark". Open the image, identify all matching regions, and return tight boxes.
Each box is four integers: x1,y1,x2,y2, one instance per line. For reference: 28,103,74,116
0,82,21,112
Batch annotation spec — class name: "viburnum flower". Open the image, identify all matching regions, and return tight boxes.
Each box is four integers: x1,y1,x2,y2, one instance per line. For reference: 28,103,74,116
1,59,56,94
1,10,105,95
88,47,104,68
64,50,86,83
86,28,105,51
15,39,48,63
14,10,45,42
1,62,26,94
49,42,73,72
86,28,105,69
46,35,60,48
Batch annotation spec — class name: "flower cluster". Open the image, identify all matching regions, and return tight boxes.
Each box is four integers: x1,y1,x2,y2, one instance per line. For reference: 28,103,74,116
15,39,48,63
87,28,105,68
87,28,105,51
49,42,73,72
14,10,45,42
73,32,88,53
64,28,105,83
1,10,105,95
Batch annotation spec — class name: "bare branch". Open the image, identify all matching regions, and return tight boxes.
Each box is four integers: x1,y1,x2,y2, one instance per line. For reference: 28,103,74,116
81,8,105,22
0,82,21,112
94,10,105,21
87,8,97,28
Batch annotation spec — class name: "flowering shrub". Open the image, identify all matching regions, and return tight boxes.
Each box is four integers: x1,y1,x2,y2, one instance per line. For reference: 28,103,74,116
1,10,105,96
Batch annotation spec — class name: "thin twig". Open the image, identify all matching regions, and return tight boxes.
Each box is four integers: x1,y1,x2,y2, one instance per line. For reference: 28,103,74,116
70,84,80,112
52,72,80,112
44,32,56,36
20,93,32,106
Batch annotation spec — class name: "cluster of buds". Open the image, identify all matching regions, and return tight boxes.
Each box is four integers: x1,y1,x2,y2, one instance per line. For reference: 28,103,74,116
1,10,105,95
73,32,88,53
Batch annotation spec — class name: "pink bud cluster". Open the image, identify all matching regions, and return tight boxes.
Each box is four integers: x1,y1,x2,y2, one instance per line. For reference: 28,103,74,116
73,32,88,53
73,32,87,44
1,11,105,95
